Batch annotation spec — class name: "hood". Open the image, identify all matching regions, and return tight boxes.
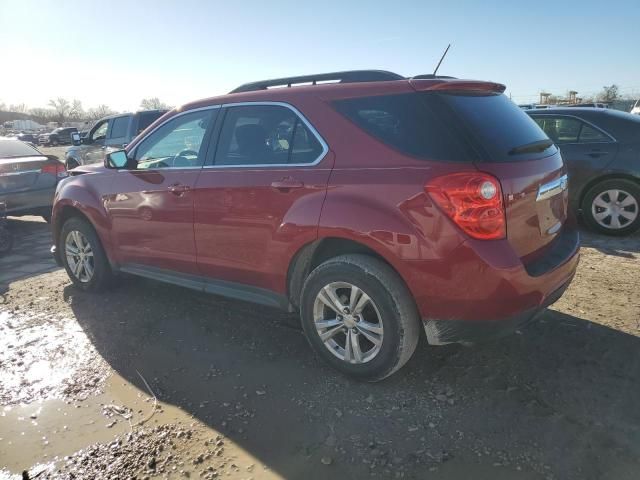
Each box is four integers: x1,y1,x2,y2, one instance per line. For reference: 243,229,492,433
69,162,108,176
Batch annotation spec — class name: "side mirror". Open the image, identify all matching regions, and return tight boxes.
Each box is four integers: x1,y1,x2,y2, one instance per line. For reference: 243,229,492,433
105,150,129,169
71,132,81,146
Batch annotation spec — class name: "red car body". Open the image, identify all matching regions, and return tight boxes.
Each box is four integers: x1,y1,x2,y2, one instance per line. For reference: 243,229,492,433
51,73,579,346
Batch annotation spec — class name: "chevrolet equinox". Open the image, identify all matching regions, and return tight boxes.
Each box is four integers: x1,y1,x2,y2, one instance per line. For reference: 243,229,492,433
51,70,580,381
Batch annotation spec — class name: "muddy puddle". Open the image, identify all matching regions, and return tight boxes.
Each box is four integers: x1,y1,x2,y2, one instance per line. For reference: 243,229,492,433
0,310,279,479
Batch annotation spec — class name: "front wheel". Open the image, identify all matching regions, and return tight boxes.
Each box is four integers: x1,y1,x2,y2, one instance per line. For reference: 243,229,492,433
65,158,80,170
300,254,420,382
582,179,640,236
59,217,112,291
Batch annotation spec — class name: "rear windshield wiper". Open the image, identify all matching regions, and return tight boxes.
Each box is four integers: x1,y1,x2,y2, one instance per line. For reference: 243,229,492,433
508,139,554,155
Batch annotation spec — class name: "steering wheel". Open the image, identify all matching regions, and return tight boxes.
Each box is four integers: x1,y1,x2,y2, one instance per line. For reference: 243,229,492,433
178,150,199,158
170,150,199,167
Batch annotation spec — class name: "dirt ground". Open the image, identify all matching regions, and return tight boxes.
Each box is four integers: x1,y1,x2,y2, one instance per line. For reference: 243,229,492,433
1,217,639,480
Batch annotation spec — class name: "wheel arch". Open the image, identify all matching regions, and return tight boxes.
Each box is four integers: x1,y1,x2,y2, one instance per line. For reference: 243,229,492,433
578,173,640,212
287,236,406,311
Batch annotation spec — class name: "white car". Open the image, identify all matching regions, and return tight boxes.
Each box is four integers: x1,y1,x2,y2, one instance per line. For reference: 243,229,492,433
631,100,640,115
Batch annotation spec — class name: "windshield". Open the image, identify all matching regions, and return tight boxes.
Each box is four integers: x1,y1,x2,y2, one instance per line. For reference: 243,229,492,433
0,140,41,158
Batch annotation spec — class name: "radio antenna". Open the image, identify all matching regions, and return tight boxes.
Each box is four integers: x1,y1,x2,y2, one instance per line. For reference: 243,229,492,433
433,44,451,76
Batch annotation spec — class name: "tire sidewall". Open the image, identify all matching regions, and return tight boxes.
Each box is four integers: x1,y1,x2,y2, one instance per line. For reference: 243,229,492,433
300,261,406,381
59,217,110,291
582,179,640,236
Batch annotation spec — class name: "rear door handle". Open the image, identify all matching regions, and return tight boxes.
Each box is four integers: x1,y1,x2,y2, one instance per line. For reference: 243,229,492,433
271,177,304,191
587,150,608,158
168,183,190,195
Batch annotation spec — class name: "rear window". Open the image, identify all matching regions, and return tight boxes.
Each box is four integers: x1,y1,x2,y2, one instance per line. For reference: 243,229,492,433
441,93,556,162
334,92,555,163
137,111,165,135
0,140,40,158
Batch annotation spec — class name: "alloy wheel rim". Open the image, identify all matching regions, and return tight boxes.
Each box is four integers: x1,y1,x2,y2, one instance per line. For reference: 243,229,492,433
65,230,94,283
312,282,384,364
591,189,638,229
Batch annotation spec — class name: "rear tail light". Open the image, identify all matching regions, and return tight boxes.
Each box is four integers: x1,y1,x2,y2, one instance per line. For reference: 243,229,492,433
425,172,506,240
41,162,68,179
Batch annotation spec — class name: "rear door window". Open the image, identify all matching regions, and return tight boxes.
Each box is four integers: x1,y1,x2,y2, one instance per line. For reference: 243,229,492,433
213,105,324,166
532,116,611,144
109,116,130,140
578,124,610,143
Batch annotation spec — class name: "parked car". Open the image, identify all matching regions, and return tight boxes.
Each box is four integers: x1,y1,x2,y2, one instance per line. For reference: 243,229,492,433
630,100,640,115
64,110,167,169
39,127,78,146
527,108,640,235
15,132,39,145
51,70,579,380
565,102,609,109
0,139,67,221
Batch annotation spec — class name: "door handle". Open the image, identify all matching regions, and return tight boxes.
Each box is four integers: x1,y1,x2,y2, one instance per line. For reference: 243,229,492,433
587,150,608,158
271,177,304,192
168,183,190,196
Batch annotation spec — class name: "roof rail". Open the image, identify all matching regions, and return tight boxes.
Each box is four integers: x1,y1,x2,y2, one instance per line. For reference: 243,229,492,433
229,70,405,94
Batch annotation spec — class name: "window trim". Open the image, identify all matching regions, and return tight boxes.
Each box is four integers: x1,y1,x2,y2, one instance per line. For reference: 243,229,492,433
530,114,616,144
204,101,328,169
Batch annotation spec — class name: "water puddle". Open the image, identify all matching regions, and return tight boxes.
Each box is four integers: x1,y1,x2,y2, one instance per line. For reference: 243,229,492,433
0,309,280,479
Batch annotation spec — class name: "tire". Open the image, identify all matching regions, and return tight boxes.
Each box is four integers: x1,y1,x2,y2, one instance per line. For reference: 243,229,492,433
300,254,420,382
0,226,13,257
582,179,640,236
66,158,80,170
59,217,112,291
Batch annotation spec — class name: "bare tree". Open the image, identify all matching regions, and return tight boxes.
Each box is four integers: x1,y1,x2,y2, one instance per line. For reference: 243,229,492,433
69,99,84,120
597,85,619,103
48,97,72,124
9,103,28,113
28,108,56,123
87,105,116,121
140,97,171,110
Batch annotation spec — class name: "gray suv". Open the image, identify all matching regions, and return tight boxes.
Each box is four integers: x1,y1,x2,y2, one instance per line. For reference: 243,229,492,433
64,110,166,169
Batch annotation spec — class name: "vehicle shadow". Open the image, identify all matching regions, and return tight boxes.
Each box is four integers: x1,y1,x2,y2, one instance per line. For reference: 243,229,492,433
0,217,59,289
67,277,640,480
578,227,640,258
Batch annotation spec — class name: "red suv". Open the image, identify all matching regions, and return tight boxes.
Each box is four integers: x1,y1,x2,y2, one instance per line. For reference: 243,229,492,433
51,70,579,381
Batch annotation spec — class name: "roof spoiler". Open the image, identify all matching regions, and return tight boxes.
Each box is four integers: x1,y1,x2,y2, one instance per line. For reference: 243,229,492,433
411,79,506,94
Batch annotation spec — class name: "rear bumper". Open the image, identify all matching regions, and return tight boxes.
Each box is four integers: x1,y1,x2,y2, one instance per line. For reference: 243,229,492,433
0,189,55,216
422,276,573,345
411,226,580,344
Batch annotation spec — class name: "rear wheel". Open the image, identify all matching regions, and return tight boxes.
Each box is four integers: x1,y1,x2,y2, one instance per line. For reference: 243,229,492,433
60,217,112,291
582,179,640,236
300,254,420,382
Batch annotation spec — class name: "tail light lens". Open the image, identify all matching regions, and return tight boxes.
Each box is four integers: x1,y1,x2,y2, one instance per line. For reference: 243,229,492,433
425,172,506,240
41,162,68,179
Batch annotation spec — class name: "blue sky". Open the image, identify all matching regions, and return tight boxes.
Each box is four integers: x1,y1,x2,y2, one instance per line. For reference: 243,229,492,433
1,0,638,111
